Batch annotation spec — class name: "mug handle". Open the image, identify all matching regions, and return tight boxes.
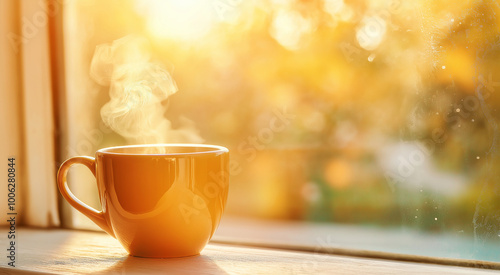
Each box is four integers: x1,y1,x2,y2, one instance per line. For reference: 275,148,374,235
57,156,115,237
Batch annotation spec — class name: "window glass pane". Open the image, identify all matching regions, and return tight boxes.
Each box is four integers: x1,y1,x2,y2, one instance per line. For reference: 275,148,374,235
64,0,500,262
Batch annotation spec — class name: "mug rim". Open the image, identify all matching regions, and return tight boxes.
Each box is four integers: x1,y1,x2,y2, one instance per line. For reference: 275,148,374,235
96,143,228,156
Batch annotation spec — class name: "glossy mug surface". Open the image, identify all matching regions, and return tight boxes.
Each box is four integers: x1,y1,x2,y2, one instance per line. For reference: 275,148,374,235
57,144,229,258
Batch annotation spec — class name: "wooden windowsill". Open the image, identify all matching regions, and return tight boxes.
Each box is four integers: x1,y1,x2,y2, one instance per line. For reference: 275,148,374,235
0,228,498,274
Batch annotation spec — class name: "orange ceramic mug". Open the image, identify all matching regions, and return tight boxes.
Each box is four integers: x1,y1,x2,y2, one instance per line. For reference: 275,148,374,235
57,144,229,258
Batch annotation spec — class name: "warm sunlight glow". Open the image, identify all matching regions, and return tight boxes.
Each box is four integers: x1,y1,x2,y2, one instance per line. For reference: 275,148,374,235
135,0,215,41
323,0,344,16
270,9,314,50
356,15,387,51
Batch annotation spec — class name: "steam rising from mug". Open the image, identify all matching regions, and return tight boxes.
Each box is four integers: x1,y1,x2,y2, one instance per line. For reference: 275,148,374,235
90,35,204,144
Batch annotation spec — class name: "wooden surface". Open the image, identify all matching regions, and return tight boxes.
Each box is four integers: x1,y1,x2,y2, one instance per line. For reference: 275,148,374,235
0,228,498,275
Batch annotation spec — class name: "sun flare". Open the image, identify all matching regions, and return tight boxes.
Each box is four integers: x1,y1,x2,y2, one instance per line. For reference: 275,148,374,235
135,0,215,41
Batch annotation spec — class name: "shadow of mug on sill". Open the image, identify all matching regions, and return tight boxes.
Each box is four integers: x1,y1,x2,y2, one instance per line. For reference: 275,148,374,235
56,144,229,258
104,254,229,274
